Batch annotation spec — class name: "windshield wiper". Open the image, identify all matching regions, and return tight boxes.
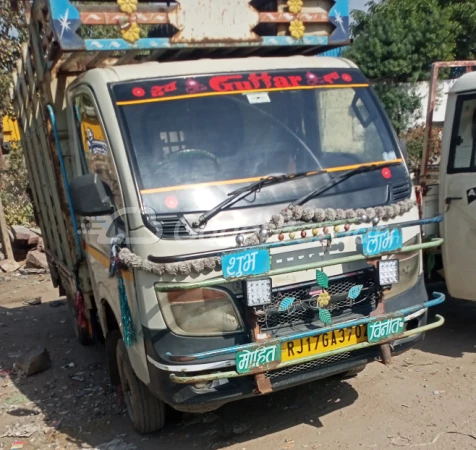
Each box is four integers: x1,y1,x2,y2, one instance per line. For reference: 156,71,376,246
193,171,325,228
294,161,402,207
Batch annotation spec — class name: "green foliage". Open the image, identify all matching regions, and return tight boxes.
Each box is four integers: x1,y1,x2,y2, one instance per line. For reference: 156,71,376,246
402,125,442,168
438,0,476,60
372,83,421,136
0,0,28,117
0,144,34,227
345,0,457,135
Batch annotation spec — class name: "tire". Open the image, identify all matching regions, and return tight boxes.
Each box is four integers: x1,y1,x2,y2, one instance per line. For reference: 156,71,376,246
341,364,366,379
116,339,166,434
105,331,122,385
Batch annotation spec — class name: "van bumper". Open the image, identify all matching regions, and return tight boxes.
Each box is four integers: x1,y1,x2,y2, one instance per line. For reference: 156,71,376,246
144,289,444,413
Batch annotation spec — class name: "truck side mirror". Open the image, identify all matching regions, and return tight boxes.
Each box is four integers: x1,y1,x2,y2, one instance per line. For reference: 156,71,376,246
399,139,409,164
70,173,114,216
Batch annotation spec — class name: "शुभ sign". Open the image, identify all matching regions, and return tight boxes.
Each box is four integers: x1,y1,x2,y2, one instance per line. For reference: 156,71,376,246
221,248,270,279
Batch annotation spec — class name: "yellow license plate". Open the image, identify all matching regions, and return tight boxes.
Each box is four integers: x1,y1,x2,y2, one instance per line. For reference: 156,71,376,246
281,325,368,362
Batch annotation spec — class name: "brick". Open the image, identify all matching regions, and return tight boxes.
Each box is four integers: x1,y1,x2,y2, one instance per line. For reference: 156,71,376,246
0,259,20,273
25,250,48,269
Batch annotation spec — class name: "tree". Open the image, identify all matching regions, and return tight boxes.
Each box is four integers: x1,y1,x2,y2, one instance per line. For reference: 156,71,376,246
0,0,27,118
345,0,456,134
438,0,476,60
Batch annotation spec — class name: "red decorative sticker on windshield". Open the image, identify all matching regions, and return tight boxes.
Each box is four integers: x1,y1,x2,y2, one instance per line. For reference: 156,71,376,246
132,87,145,97
115,69,368,104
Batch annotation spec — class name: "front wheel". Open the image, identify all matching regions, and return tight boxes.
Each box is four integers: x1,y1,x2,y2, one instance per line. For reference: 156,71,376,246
341,364,366,379
116,339,166,434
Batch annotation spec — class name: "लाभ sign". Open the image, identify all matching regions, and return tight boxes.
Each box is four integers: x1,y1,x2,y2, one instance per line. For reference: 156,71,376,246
362,227,402,257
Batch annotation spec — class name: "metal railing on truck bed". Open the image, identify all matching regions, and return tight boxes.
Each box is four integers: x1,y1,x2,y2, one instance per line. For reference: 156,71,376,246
33,0,350,72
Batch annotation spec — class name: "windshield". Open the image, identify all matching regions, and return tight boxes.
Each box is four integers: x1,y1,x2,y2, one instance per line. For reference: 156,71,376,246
112,69,401,215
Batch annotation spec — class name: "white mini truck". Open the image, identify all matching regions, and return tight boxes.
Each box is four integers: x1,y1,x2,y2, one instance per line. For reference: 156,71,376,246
13,0,445,433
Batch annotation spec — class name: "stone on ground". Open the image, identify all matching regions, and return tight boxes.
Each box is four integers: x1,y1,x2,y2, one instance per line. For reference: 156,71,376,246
15,347,51,376
25,250,48,269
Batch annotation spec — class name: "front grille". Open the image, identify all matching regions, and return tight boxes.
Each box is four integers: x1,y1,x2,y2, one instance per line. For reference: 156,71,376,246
392,181,411,201
157,216,190,238
255,271,378,331
266,348,377,381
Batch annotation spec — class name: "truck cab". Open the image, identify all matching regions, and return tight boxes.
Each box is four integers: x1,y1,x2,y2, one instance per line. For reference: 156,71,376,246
439,71,476,300
13,0,445,434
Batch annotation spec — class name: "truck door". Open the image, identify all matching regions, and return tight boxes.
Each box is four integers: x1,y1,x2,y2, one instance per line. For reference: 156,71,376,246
440,90,476,300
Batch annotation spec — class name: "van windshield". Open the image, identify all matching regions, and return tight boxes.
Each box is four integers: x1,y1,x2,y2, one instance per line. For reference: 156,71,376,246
112,69,401,215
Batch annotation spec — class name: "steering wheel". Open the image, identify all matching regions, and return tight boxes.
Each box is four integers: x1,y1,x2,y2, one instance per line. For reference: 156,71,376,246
153,149,221,179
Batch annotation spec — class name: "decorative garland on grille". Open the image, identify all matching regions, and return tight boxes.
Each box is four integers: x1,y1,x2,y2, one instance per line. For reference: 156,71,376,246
118,247,222,277
118,199,416,277
244,199,417,246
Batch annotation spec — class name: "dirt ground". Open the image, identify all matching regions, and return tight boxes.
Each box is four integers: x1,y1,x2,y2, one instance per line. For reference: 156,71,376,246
0,274,475,450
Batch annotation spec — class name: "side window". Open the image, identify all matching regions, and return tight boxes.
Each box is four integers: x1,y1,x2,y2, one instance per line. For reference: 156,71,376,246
73,93,125,232
316,88,391,162
449,95,476,172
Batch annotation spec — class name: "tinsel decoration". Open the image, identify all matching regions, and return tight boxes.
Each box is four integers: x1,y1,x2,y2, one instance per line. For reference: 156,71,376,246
118,275,136,347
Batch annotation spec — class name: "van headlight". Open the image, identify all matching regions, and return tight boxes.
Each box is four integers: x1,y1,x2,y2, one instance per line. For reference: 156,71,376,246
156,287,244,336
385,234,421,299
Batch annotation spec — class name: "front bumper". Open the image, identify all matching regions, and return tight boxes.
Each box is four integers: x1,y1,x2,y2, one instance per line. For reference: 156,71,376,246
167,294,444,384
145,292,444,412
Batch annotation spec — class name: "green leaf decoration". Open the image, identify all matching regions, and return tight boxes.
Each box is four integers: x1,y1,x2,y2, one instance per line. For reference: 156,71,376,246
316,270,329,289
278,297,295,312
319,308,332,325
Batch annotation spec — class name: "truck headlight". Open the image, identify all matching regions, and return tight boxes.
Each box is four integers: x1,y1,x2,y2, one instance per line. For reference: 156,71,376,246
385,234,421,299
156,288,244,336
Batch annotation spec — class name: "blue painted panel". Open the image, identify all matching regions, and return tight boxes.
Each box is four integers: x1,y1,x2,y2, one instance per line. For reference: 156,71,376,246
329,0,350,43
222,248,270,279
50,0,85,50
362,228,403,257
84,35,328,51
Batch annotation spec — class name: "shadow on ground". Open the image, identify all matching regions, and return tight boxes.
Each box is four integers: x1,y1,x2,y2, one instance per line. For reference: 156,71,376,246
0,295,359,450
417,282,476,359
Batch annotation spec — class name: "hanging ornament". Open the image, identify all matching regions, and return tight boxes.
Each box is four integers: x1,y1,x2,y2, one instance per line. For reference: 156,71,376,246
316,270,329,289
344,224,351,231
347,284,363,300
278,297,295,312
118,0,138,14
312,228,319,236
289,19,305,39
235,234,245,246
334,225,340,232
317,291,331,308
287,0,303,14
289,232,296,240
301,230,307,238
118,275,136,347
121,21,141,43
278,233,285,241
319,308,332,325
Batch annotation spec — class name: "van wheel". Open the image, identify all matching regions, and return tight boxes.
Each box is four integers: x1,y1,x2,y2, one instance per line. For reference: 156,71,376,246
116,339,165,434
341,364,366,379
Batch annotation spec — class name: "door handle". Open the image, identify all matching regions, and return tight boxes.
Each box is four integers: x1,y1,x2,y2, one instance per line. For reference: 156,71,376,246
445,196,463,211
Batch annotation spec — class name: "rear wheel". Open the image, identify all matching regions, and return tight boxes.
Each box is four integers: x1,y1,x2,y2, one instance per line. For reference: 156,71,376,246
116,339,166,434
